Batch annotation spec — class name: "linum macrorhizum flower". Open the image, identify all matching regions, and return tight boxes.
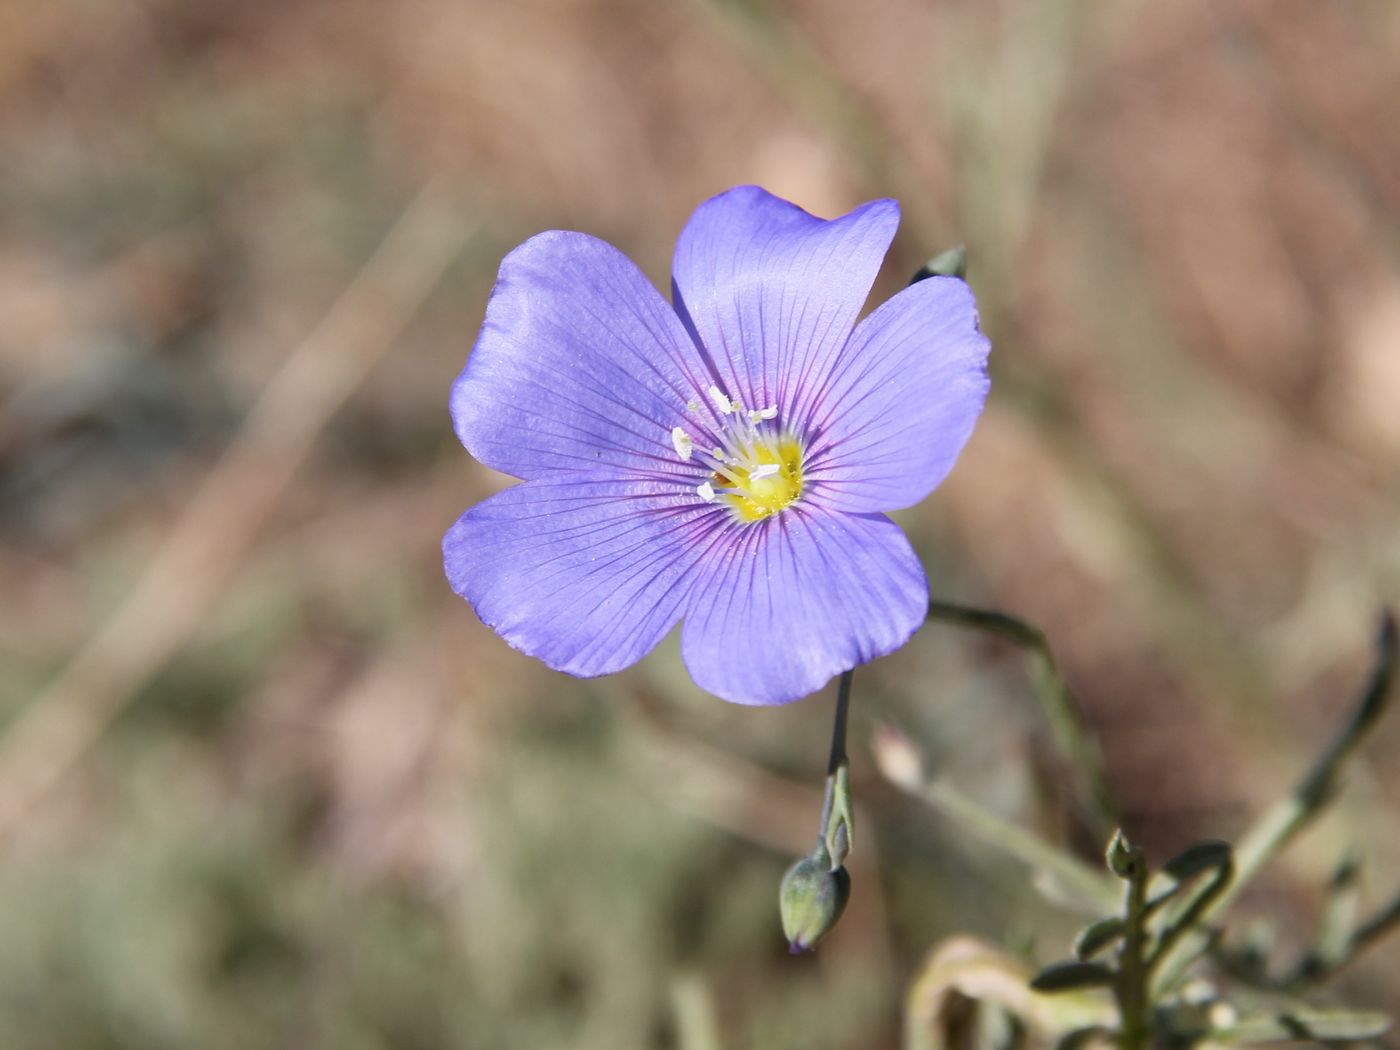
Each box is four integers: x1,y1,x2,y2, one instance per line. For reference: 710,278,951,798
444,186,990,705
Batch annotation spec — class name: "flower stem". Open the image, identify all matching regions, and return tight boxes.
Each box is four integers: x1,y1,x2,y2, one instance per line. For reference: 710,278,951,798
828,670,852,775
818,670,855,867
925,601,1117,840
780,673,859,951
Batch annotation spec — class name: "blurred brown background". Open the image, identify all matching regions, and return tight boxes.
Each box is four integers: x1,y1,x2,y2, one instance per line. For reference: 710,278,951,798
2,0,1399,1047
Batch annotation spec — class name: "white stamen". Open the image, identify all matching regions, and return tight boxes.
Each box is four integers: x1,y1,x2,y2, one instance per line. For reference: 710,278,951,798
749,464,780,480
709,463,744,486
707,385,734,414
756,405,779,421
670,426,693,461
696,481,716,503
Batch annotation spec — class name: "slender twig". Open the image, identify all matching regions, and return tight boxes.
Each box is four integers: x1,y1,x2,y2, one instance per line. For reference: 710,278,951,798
1284,854,1362,987
1288,888,1400,990
1150,611,1398,998
1293,611,1398,811
926,600,1118,839
1343,892,1400,971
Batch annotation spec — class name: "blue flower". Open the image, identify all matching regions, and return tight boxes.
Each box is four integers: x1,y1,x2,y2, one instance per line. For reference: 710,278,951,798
444,186,990,704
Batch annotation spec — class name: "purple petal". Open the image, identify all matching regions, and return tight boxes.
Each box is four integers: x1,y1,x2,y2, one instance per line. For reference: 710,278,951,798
444,474,725,677
452,231,719,481
801,276,990,513
680,507,928,704
671,186,899,419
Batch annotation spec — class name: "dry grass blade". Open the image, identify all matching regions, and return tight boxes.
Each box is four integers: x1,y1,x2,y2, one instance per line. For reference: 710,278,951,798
904,935,1114,1050
0,180,467,846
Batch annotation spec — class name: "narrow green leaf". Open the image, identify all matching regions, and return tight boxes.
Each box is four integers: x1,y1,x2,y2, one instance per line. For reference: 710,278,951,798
1142,882,1184,918
1213,1009,1391,1044
1162,839,1232,882
1029,960,1116,993
1073,917,1125,960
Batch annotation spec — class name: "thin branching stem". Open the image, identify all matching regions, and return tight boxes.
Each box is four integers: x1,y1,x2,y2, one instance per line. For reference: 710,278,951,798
1288,889,1400,990
1146,859,1233,974
926,601,1118,840
1115,842,1152,1050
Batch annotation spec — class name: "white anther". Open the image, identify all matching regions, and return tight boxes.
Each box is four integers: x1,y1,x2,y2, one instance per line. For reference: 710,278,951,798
707,385,734,414
749,464,780,481
696,481,716,503
670,426,694,461
757,405,778,420
712,447,725,459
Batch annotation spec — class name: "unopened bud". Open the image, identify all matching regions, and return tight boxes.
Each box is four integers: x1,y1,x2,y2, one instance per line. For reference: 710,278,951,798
1106,829,1139,879
780,854,851,953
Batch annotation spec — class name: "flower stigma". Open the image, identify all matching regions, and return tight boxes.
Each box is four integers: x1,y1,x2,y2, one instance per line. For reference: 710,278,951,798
671,388,805,523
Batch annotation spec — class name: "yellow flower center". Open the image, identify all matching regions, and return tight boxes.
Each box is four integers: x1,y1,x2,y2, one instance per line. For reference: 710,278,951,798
720,434,804,522
668,386,807,525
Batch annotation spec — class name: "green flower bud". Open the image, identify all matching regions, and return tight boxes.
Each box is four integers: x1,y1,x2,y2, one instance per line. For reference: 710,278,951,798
780,854,851,953
910,245,968,284
1105,828,1140,879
